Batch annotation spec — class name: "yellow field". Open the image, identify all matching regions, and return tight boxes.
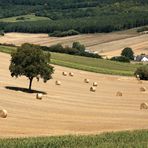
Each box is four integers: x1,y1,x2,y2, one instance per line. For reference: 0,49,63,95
0,52,148,138
0,29,148,57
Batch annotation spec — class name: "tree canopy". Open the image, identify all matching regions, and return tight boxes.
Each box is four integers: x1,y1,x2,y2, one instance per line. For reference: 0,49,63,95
0,0,148,34
121,47,134,60
9,43,54,91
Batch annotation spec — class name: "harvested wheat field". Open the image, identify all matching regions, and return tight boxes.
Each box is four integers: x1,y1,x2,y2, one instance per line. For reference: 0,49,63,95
0,52,148,138
0,30,135,47
1,29,148,57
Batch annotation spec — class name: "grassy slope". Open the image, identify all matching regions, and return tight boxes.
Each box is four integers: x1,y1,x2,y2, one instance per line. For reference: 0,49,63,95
0,45,139,76
0,45,16,53
0,14,50,22
51,53,139,76
0,130,148,147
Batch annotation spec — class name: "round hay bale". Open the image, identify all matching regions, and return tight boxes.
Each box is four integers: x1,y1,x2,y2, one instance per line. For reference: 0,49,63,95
0,109,7,118
55,80,61,85
136,75,140,79
90,86,96,92
140,103,148,109
93,82,98,87
116,91,122,96
69,72,74,77
36,93,43,100
84,79,89,83
140,87,146,92
62,72,67,76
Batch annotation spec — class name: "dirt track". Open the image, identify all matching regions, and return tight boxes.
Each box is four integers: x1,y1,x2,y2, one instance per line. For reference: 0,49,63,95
0,52,148,138
0,30,148,57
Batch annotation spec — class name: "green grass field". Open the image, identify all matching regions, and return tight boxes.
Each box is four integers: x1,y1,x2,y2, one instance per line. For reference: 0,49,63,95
0,45,140,76
0,14,50,22
0,130,148,148
0,45,16,53
51,53,139,76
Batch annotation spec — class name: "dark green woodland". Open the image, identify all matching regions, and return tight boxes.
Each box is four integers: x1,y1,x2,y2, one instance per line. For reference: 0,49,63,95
0,0,148,33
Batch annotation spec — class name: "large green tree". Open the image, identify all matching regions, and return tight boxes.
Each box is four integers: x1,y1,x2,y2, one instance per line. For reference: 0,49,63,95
9,43,54,91
121,47,134,60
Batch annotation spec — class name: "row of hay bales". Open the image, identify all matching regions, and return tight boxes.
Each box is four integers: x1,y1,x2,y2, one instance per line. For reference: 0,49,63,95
117,78,147,109
13,73,148,102
57,72,98,92
136,75,147,91
35,71,74,100
1,72,147,119
64,72,98,92
136,75,148,110
139,84,147,110
63,72,74,77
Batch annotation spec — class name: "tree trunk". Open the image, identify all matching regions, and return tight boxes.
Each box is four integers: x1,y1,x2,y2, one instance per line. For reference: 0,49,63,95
29,77,33,91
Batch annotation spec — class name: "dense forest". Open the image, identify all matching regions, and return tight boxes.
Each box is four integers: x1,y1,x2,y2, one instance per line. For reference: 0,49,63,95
0,0,148,33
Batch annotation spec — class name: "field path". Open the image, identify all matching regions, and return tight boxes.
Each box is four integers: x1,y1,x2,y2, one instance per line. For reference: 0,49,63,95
0,52,148,138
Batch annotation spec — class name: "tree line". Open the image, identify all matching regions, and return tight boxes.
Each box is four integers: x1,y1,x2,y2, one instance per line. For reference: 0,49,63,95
0,0,148,34
1,11,148,33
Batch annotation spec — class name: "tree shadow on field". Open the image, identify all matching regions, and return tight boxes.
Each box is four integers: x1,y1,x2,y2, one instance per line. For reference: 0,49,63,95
5,86,47,94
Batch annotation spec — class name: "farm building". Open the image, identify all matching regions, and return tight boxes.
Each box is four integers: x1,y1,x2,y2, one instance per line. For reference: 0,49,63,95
134,55,148,62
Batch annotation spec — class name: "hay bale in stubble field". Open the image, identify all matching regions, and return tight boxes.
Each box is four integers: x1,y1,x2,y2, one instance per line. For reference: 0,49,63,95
62,72,67,76
69,72,74,77
90,86,96,92
140,87,146,92
140,103,148,109
84,79,89,83
116,91,122,96
93,82,98,87
55,80,61,85
0,109,7,118
36,93,43,100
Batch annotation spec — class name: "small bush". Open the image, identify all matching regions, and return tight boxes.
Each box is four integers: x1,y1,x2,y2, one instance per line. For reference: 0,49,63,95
137,26,148,32
80,52,102,59
49,30,79,37
135,65,148,80
110,56,130,63
72,42,85,52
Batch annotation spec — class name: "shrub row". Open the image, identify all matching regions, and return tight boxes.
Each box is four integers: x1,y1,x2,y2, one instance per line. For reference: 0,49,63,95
41,44,102,59
110,56,130,63
49,30,79,37
137,26,148,32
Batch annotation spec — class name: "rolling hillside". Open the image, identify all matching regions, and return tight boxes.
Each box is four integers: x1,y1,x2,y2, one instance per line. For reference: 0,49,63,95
0,52,148,137
0,28,147,57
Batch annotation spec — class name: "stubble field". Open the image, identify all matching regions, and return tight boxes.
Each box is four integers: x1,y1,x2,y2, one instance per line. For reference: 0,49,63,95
0,29,148,57
0,52,148,138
